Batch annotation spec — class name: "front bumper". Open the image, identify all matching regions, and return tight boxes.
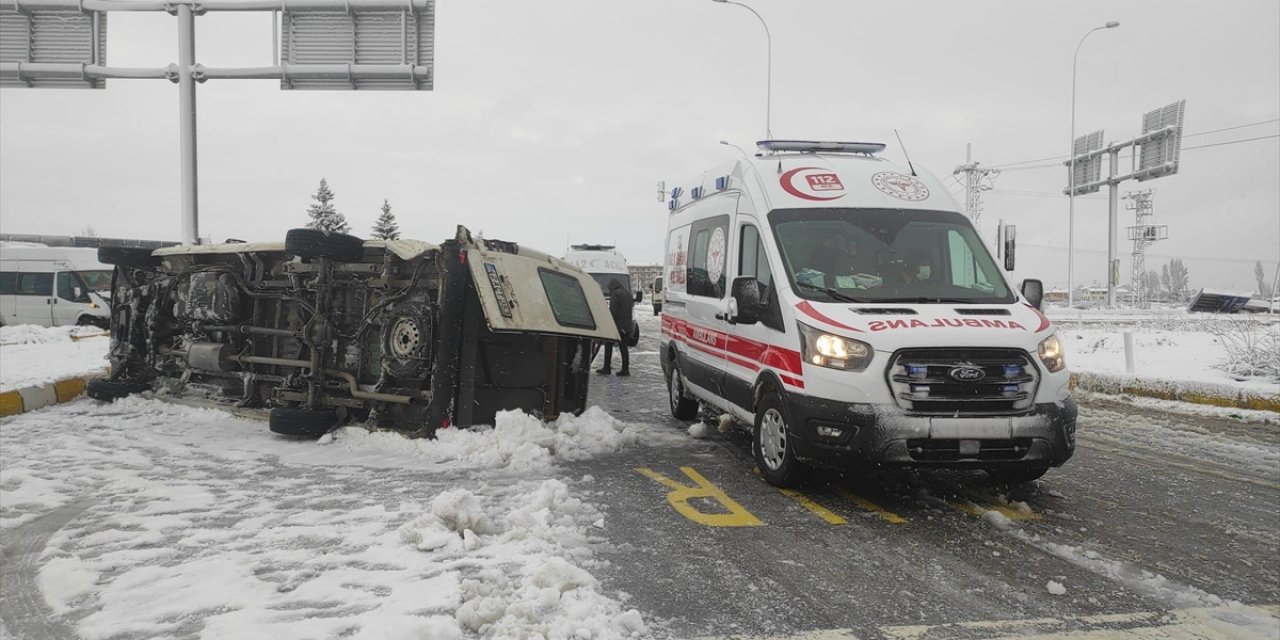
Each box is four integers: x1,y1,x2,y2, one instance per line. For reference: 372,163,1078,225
784,392,1077,469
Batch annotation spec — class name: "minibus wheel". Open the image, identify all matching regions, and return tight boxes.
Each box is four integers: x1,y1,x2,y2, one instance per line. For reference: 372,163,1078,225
667,359,698,420
269,406,339,439
754,390,804,487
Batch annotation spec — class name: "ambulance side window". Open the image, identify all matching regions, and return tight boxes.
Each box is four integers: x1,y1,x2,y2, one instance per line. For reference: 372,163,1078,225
687,215,728,299
739,224,782,330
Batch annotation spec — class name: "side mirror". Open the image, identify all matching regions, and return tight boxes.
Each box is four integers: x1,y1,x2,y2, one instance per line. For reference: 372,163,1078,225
634,290,643,303
1003,225,1017,271
1021,278,1044,310
730,276,761,325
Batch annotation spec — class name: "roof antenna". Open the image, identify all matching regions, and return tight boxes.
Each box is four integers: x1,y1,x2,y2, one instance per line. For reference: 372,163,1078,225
894,129,917,177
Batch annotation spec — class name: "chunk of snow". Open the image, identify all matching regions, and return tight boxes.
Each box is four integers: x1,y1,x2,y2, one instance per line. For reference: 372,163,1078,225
1046,580,1067,595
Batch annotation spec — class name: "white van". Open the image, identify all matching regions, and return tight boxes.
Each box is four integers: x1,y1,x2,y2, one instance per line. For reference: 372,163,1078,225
659,140,1075,486
0,244,112,328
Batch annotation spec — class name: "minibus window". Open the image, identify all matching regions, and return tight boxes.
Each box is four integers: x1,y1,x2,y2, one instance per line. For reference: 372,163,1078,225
17,272,53,296
0,272,15,294
76,270,112,292
538,268,597,330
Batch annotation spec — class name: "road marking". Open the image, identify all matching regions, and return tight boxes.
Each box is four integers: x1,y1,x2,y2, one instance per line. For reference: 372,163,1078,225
834,487,907,524
776,488,847,525
950,496,1043,521
635,466,763,527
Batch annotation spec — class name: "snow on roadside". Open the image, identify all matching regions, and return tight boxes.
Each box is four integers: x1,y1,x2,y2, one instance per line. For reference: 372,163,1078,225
2,397,649,639
0,324,108,391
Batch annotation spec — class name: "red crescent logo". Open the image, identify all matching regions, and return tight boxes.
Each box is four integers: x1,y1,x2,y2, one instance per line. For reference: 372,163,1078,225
780,167,846,201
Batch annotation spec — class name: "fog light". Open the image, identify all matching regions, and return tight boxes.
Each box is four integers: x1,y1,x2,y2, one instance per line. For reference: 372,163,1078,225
1001,384,1019,396
910,384,930,398
817,425,844,438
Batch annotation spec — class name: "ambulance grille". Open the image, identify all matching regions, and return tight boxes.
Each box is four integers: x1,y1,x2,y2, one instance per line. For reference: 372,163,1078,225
886,348,1038,416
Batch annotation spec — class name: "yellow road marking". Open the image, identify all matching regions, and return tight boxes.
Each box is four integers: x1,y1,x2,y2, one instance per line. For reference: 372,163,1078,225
777,488,847,525
834,487,907,524
950,497,1042,521
635,466,763,527
0,391,23,417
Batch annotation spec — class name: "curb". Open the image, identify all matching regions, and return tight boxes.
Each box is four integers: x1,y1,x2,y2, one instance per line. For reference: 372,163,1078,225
0,368,110,417
1070,372,1280,413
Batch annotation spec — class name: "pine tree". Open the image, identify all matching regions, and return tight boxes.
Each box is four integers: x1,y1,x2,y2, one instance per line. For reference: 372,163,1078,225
1254,261,1274,299
371,199,400,240
305,178,350,234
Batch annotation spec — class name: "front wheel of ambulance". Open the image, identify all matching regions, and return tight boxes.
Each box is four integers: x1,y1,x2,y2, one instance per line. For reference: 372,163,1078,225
667,359,699,421
754,390,804,487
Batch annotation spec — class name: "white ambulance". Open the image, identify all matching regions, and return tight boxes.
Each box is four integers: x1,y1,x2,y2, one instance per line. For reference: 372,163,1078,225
561,244,631,298
659,140,1075,487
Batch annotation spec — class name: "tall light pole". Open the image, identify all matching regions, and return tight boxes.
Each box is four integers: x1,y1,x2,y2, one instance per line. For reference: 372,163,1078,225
1068,20,1119,308
712,0,772,140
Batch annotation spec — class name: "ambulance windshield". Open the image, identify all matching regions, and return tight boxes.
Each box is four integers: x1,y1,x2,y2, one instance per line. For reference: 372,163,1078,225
769,208,1015,304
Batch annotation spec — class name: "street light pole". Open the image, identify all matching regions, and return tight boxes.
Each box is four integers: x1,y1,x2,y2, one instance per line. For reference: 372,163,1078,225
1068,20,1119,308
712,0,772,140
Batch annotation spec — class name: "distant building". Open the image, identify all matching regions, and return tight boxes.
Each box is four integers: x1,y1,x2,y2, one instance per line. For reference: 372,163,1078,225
628,264,662,293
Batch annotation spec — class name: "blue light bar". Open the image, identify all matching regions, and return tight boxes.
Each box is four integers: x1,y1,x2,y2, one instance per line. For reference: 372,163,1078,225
757,140,887,155
715,176,730,190
691,186,704,200
670,186,683,199
1003,365,1022,378
906,364,928,378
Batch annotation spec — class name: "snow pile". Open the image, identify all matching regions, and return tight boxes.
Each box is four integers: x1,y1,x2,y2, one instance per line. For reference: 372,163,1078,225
328,406,642,472
0,324,106,345
3,397,648,638
399,481,647,639
1045,580,1067,596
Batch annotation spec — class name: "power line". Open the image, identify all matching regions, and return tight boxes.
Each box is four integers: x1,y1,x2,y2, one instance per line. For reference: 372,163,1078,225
1183,133,1279,151
1184,118,1280,139
1021,243,1274,264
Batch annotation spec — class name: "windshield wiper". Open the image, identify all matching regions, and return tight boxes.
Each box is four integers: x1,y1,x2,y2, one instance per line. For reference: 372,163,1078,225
861,296,981,304
795,282,862,303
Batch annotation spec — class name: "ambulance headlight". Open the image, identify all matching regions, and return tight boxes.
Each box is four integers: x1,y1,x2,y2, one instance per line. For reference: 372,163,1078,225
798,323,873,371
1037,334,1066,373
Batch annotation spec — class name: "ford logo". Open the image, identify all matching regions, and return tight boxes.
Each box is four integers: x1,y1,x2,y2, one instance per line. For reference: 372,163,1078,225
949,366,986,382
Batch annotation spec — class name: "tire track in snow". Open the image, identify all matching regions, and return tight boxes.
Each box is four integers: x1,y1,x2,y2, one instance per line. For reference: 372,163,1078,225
0,497,99,640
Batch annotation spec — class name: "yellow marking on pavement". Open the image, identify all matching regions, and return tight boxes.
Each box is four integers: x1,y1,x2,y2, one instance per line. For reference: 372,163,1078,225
777,488,847,525
635,466,763,527
834,487,907,524
0,391,23,417
950,497,1043,521
54,378,86,403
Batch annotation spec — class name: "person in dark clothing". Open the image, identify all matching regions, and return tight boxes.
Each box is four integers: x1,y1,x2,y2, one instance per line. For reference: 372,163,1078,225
598,278,634,376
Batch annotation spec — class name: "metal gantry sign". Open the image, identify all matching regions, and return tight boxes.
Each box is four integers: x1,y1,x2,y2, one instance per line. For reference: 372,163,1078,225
0,0,436,244
1063,99,1187,307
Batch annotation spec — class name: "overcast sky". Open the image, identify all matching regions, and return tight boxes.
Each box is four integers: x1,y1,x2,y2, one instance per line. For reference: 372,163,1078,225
1,0,1277,292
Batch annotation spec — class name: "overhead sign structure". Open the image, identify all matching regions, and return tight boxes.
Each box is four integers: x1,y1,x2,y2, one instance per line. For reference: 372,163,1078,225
1068,130,1105,196
0,4,108,88
1137,99,1186,181
0,0,436,245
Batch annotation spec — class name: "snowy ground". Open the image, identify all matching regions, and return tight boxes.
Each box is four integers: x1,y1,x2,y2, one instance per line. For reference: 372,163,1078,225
0,326,109,391
1,398,649,639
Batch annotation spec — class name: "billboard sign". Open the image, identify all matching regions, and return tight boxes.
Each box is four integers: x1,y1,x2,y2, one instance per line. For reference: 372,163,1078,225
1067,130,1105,195
1137,100,1186,181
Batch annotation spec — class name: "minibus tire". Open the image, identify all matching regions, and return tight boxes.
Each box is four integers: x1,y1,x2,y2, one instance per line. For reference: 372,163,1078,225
269,407,339,438
667,359,698,421
754,390,804,487
97,247,161,269
86,379,150,402
284,228,365,262
986,465,1049,485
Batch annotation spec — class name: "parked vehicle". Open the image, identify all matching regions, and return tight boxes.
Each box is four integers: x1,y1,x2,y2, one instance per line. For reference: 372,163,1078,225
659,140,1075,486
87,227,619,438
0,244,112,328
563,243,640,344
653,276,663,315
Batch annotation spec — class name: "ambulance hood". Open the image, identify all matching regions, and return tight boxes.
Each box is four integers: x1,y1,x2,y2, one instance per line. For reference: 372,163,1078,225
791,297,1056,352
